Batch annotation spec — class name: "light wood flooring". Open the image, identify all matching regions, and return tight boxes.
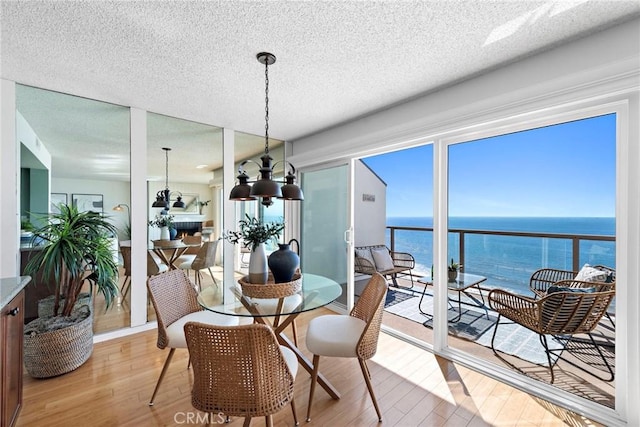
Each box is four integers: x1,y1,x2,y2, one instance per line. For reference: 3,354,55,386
18,305,603,426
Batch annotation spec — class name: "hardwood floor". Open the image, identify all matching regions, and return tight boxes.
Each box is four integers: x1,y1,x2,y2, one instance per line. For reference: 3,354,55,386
18,307,602,427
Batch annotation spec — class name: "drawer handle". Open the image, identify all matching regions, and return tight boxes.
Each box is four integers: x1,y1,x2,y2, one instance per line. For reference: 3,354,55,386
8,307,19,316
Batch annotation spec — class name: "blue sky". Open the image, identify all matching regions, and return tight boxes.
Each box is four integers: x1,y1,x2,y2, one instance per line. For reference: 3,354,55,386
362,114,616,218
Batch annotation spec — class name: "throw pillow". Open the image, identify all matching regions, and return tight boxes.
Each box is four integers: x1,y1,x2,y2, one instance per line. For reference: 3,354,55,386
574,264,612,283
371,247,395,271
355,248,375,267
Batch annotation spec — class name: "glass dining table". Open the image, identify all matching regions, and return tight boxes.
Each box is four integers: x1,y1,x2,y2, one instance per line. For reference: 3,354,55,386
197,273,343,400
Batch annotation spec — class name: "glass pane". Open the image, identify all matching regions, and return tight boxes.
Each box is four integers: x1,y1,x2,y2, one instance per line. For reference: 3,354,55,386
361,146,434,343
447,114,616,409
16,84,131,334
300,164,349,304
147,112,222,323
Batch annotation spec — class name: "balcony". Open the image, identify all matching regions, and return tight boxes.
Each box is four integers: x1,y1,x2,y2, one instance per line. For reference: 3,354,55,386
377,224,615,409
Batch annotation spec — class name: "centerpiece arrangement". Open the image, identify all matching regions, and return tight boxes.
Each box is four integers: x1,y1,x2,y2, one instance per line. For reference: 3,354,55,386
148,214,175,240
225,214,285,284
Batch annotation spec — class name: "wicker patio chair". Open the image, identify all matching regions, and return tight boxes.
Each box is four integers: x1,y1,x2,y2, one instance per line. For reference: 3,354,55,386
305,272,387,422
529,265,615,297
529,264,616,327
354,245,416,289
488,285,615,383
183,322,299,427
146,269,237,406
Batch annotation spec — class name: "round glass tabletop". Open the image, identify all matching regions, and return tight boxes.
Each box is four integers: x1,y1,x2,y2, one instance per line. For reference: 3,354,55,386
197,273,343,318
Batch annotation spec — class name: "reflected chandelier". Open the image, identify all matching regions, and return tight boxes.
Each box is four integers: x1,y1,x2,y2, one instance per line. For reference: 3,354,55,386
229,52,303,207
152,147,185,209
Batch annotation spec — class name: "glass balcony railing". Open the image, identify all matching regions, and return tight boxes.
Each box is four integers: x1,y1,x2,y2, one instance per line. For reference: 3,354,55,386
387,225,616,295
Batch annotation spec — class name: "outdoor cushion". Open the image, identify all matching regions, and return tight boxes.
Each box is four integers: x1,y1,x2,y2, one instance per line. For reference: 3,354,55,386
548,286,595,294
371,247,395,271
355,248,375,267
574,264,613,283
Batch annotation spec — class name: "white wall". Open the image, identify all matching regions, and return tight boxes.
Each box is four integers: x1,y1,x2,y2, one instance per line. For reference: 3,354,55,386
354,159,387,247
17,111,51,171
53,177,131,240
0,80,18,276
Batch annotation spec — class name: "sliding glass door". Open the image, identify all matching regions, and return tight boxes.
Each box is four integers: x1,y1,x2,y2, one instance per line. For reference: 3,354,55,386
300,163,352,310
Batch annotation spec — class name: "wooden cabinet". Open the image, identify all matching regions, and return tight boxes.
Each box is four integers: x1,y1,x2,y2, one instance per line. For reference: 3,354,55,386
1,290,24,427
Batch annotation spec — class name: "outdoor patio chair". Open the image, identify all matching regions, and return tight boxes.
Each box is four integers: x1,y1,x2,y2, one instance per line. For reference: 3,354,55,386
529,264,615,296
488,285,615,383
354,244,416,289
529,264,616,326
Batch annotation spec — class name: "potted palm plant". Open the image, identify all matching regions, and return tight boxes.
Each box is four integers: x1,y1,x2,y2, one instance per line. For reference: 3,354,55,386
23,203,119,378
448,258,461,282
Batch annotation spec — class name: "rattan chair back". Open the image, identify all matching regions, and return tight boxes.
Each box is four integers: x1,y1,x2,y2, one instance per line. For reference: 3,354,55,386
530,265,615,297
350,272,387,360
538,289,615,334
147,269,201,349
184,322,296,419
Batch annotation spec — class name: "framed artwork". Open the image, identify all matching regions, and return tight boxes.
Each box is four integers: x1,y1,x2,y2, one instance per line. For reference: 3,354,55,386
72,193,104,213
50,193,67,214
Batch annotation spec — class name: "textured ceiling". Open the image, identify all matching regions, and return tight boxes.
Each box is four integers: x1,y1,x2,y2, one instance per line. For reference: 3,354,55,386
2,1,639,183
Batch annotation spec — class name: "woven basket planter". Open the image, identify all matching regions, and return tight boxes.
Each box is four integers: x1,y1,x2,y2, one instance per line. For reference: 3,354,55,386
23,305,93,378
37,292,92,318
239,273,302,299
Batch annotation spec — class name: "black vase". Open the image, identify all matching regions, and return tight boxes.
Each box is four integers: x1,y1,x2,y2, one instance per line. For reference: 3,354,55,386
268,243,300,283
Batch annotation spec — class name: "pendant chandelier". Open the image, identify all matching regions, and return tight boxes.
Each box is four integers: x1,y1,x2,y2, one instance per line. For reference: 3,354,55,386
229,52,303,207
152,147,185,209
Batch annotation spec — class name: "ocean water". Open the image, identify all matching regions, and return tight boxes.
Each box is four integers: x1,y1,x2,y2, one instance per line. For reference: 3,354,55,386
386,216,616,294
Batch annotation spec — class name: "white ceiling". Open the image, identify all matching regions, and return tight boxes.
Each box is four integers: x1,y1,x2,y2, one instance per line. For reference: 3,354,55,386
2,1,639,183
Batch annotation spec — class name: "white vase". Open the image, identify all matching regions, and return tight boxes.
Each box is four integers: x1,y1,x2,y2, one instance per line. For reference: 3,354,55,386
160,226,170,241
248,243,268,284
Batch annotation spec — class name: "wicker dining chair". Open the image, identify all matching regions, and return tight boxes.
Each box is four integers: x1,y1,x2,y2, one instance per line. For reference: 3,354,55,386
488,285,615,383
119,246,168,300
305,272,387,422
183,322,299,427
178,238,220,290
146,269,237,406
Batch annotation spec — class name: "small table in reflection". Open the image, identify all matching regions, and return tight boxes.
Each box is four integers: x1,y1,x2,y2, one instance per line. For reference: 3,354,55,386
198,273,343,400
152,239,200,270
418,272,488,322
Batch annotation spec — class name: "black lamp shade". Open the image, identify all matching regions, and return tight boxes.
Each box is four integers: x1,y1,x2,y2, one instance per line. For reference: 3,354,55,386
172,196,185,208
250,178,283,198
280,184,304,200
152,190,169,208
230,183,256,200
